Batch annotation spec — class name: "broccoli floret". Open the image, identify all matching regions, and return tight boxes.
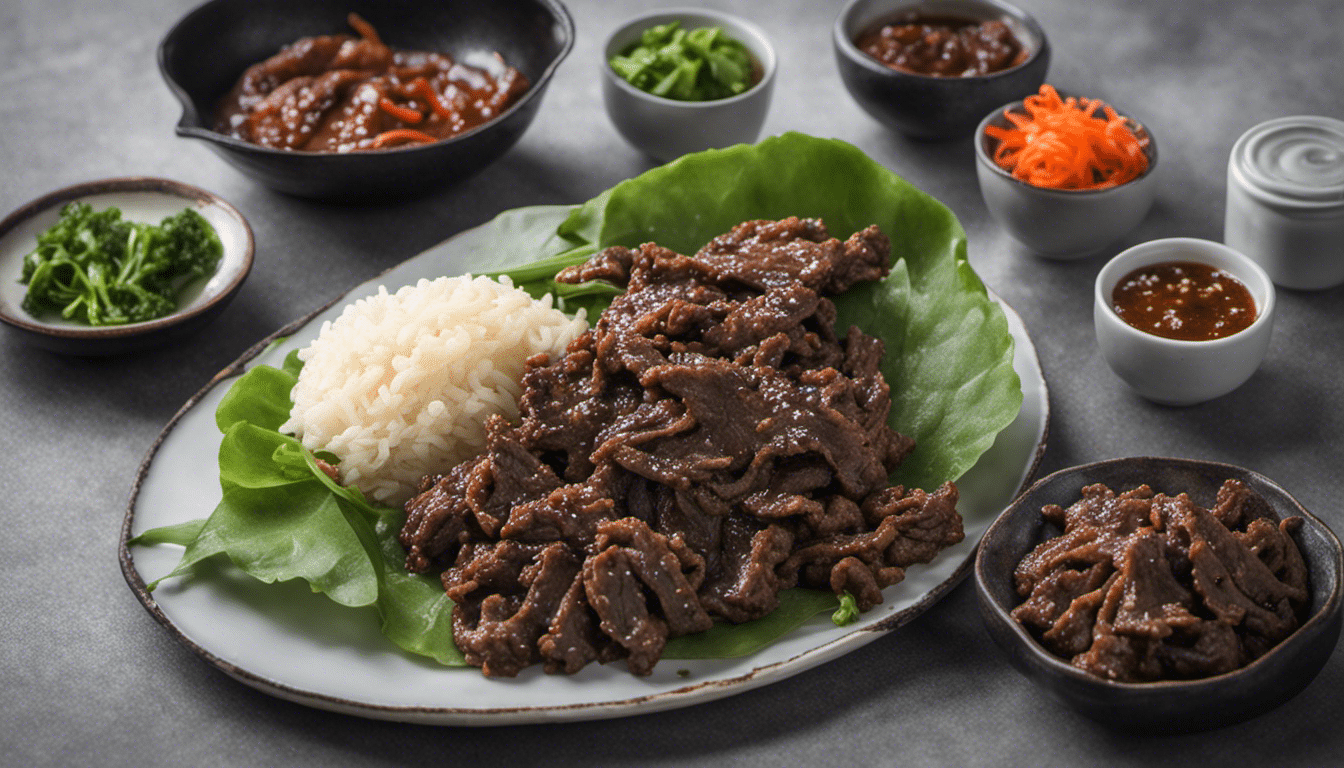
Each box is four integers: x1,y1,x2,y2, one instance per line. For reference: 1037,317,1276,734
18,203,224,326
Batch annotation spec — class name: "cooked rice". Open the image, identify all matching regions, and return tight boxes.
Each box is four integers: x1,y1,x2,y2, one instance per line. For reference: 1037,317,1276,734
279,275,588,506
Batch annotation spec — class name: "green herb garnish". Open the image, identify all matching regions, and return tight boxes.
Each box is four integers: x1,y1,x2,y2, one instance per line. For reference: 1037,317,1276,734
20,202,223,325
832,592,861,626
609,21,756,101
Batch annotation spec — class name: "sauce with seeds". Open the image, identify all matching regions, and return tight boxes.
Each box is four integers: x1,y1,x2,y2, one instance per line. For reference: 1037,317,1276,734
1111,261,1257,341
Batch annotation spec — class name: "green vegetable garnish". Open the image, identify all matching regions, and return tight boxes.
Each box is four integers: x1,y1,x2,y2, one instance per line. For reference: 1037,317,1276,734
133,134,1022,666
20,202,223,325
609,21,756,101
833,592,861,626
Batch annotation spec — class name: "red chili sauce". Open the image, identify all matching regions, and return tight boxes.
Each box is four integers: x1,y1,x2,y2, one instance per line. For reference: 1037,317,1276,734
214,14,528,152
1111,261,1257,341
854,15,1028,77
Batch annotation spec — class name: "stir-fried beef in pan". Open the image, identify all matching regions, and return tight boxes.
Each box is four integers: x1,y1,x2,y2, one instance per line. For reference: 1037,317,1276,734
1012,480,1309,682
400,217,965,677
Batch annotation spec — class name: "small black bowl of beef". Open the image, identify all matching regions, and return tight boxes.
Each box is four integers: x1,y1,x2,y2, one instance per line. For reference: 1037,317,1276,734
975,456,1342,733
159,0,573,200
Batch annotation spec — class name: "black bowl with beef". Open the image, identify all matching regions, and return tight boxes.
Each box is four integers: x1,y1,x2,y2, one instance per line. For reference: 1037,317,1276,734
974,457,1342,733
159,0,573,200
833,0,1049,140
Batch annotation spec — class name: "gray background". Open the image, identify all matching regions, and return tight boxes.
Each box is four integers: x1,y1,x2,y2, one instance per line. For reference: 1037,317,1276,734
3,0,1342,765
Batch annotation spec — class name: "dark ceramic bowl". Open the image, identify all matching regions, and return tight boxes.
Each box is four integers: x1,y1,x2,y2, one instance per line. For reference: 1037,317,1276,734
0,178,254,356
833,0,1049,140
975,457,1343,733
159,0,574,201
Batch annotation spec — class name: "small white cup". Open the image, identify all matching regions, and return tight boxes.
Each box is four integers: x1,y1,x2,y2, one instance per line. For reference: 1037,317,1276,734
601,8,777,162
1094,238,1275,406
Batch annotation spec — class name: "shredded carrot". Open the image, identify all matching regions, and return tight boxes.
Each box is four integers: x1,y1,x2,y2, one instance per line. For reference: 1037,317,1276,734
378,97,424,124
408,77,456,120
984,84,1150,190
370,128,438,148
347,12,382,45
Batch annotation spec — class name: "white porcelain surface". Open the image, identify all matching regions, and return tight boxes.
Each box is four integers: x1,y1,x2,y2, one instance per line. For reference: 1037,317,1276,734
0,178,253,349
1224,115,1344,290
1094,237,1275,406
601,8,777,162
975,101,1158,259
123,211,1049,725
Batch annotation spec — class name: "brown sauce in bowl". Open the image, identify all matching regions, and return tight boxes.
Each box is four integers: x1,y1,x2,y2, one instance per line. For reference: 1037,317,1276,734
213,14,529,153
855,15,1028,77
1111,261,1257,341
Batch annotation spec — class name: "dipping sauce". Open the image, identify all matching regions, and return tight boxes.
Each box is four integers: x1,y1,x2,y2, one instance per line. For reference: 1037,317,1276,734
214,13,529,152
855,15,1027,77
1111,261,1256,341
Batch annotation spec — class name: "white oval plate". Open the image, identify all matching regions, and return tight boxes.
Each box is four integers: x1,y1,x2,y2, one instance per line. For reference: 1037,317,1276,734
121,207,1049,725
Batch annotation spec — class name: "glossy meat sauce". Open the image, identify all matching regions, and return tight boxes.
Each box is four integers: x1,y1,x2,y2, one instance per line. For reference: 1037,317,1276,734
855,15,1027,77
214,16,528,152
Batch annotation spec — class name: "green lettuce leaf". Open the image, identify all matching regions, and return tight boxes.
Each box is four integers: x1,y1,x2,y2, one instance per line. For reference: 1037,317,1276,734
134,133,1020,668
134,352,462,666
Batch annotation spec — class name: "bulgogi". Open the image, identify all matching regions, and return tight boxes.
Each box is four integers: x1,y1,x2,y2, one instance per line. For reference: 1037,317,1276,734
1012,480,1309,681
401,217,965,676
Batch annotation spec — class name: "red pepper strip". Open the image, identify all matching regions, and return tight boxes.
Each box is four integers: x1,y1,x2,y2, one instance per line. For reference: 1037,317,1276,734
371,128,438,148
408,77,456,120
347,12,382,45
378,97,424,124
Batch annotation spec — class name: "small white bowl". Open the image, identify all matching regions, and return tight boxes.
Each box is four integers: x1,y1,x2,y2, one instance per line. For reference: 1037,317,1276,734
602,8,777,162
975,96,1158,259
1094,238,1275,406
0,177,253,355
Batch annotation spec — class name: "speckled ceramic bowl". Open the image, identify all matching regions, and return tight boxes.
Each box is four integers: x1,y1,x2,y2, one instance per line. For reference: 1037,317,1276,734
601,8,777,162
975,94,1158,258
833,0,1049,140
1094,238,1275,406
975,457,1343,733
0,178,254,356
159,0,573,200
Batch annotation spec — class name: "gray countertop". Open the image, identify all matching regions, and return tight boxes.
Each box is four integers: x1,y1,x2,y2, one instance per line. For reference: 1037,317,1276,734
3,0,1342,765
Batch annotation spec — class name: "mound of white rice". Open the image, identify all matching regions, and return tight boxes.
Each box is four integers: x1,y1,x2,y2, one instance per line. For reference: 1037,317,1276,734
280,275,588,506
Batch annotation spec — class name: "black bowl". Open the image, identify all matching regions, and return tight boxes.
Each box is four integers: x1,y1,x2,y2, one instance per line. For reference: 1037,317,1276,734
159,0,574,201
975,457,1343,733
833,0,1049,140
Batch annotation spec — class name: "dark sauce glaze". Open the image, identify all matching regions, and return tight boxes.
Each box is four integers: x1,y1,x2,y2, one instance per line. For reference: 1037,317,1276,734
854,14,1027,77
1112,261,1257,341
214,16,528,153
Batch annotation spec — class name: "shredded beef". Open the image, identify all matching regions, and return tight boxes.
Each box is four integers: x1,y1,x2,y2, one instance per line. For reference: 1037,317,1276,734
400,217,964,676
1011,479,1309,682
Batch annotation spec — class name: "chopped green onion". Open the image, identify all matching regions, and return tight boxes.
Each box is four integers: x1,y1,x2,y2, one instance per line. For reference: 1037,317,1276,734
610,20,756,101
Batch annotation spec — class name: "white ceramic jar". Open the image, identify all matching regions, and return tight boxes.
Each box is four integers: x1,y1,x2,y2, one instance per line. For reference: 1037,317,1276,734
1224,116,1344,290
